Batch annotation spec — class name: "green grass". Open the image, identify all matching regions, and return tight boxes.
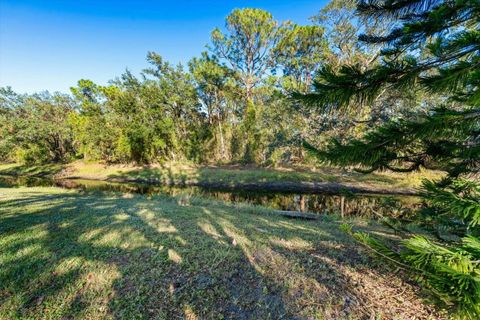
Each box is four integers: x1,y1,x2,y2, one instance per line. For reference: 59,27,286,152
0,161,444,191
0,163,64,177
0,186,440,319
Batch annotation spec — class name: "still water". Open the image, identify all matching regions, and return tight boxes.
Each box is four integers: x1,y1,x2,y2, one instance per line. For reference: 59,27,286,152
0,175,423,218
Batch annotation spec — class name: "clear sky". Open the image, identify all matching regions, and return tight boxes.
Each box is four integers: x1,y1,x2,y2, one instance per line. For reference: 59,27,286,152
0,0,329,94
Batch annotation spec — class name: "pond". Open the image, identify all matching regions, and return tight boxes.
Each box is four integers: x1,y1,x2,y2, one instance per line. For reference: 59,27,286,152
0,175,423,219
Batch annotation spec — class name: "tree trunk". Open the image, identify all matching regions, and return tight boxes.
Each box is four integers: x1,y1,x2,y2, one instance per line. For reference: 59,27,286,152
218,118,226,161
340,196,345,218
299,195,306,212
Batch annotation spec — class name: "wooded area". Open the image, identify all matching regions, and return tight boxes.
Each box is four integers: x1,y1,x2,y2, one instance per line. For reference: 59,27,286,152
1,0,417,166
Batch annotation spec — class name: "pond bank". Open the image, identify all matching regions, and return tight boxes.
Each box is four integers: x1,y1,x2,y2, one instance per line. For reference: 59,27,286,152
0,175,423,218
71,175,418,195
1,161,444,195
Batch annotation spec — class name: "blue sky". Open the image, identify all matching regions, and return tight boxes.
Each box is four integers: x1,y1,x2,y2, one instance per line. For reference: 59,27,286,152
0,0,329,93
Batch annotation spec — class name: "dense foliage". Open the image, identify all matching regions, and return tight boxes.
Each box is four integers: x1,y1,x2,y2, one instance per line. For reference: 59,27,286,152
297,0,480,317
1,3,396,166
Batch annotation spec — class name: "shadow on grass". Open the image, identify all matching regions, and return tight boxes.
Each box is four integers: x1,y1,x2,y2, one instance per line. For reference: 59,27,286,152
105,164,408,191
0,188,437,319
0,163,65,178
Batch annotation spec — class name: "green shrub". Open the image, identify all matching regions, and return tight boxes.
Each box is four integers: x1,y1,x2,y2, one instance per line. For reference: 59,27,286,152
13,145,50,165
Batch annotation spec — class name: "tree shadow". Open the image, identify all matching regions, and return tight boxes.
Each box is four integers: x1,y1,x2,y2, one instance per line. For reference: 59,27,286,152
107,165,191,186
0,189,439,319
104,162,409,187
0,191,289,319
0,163,65,178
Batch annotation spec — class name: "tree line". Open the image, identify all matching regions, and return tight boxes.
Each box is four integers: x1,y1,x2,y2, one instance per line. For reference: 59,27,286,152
1,0,416,166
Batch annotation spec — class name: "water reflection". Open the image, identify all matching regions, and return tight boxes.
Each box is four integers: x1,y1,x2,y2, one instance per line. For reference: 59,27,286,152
0,175,422,218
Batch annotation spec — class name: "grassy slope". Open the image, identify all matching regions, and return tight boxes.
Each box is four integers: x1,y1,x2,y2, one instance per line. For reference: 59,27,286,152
0,163,65,177
0,187,440,319
0,161,444,191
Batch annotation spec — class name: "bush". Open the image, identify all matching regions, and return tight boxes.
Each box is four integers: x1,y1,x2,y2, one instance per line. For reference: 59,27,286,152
13,145,50,165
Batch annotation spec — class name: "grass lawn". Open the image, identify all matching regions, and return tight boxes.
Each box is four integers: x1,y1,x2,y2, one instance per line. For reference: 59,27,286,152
0,186,440,319
0,161,444,192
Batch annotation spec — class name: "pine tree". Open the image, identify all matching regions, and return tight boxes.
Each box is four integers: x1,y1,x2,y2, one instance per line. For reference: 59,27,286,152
296,0,480,317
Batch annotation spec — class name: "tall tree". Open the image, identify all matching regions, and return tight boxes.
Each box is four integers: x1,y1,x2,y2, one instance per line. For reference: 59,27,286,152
311,0,384,67
210,8,286,162
210,8,284,101
273,24,328,92
306,0,428,148
143,52,204,161
297,0,480,317
189,52,237,161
